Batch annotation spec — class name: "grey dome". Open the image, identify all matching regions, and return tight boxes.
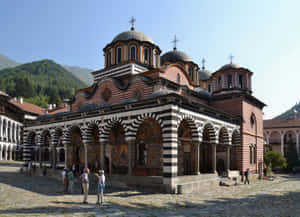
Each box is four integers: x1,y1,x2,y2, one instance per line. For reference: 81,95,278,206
219,63,240,71
161,50,193,64
112,30,153,44
198,68,211,81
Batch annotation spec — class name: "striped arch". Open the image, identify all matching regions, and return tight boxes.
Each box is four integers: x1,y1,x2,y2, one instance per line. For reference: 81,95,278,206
51,128,63,146
85,120,101,144
63,124,85,145
177,114,200,142
218,126,230,145
100,117,127,142
39,129,51,147
130,113,163,139
232,128,241,146
201,121,217,143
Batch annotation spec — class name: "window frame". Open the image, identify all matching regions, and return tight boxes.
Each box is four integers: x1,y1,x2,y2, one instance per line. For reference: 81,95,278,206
143,46,150,64
129,44,137,61
116,46,122,64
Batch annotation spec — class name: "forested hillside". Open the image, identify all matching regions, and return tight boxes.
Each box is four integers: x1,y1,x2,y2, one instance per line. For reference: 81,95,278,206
0,59,86,108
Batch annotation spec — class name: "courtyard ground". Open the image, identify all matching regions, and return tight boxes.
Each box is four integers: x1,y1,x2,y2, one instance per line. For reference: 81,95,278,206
1,161,300,217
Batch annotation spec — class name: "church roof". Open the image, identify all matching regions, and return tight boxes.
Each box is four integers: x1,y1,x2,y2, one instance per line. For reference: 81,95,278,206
161,50,193,64
198,68,211,80
219,63,241,71
112,30,154,44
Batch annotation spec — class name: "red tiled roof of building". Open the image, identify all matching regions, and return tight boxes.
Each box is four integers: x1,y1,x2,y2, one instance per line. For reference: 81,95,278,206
0,91,9,97
264,118,300,128
48,106,69,115
10,99,45,115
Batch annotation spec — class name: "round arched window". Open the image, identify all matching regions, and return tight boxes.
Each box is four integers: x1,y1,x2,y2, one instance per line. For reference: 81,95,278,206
250,115,255,128
177,73,180,84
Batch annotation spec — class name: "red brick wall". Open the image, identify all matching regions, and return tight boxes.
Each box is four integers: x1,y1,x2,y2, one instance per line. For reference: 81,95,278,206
211,97,264,173
242,100,264,173
72,80,154,112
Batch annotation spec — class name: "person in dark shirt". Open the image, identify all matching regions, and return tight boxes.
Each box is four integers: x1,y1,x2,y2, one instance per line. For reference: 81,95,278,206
244,168,250,184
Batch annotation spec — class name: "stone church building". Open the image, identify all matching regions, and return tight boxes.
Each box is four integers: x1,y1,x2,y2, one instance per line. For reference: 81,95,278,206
23,24,265,193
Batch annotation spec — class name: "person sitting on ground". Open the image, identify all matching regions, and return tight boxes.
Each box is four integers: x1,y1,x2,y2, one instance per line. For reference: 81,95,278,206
94,170,105,205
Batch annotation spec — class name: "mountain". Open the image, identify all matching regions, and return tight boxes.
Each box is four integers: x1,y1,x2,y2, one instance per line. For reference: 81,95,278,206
274,103,300,119
62,65,93,85
0,59,87,108
0,54,21,70
0,54,93,85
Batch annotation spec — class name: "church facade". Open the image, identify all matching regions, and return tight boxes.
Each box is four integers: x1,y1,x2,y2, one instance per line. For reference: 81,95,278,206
23,24,265,193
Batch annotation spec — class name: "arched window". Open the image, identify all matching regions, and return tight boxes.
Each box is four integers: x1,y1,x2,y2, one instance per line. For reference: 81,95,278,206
130,45,137,60
177,73,180,84
116,46,122,64
227,74,233,88
143,47,149,64
153,50,157,67
107,50,112,67
188,66,193,81
250,114,256,128
238,74,243,88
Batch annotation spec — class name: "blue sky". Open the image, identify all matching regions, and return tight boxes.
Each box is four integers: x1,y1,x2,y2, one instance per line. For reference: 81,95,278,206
1,0,300,119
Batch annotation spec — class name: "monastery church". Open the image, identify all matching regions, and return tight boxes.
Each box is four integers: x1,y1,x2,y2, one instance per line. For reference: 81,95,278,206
22,20,265,193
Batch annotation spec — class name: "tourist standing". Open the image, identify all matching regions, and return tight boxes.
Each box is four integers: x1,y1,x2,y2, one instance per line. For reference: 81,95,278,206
68,170,74,193
80,168,90,204
244,168,250,184
94,170,105,205
63,169,69,193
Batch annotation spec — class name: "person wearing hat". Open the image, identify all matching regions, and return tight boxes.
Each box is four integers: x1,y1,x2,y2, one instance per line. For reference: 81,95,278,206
94,170,105,205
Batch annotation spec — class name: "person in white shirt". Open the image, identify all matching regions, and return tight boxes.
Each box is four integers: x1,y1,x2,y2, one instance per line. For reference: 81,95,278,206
80,168,90,204
95,170,105,205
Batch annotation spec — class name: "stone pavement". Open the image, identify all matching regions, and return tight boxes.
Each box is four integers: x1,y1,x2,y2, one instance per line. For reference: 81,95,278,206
1,161,300,217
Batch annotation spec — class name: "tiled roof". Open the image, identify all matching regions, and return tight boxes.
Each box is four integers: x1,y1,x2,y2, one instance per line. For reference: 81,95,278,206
10,99,45,115
264,118,300,128
0,91,9,97
48,107,69,115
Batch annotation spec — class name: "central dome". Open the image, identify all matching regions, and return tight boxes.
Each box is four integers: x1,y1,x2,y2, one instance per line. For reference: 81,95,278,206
112,30,154,44
219,63,240,71
161,50,193,64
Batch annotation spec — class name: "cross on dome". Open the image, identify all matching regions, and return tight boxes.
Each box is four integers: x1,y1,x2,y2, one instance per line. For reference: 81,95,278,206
229,54,234,64
129,16,136,31
201,58,206,69
171,35,179,50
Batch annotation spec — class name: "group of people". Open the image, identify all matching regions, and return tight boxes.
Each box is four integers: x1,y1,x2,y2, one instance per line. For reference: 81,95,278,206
62,167,105,205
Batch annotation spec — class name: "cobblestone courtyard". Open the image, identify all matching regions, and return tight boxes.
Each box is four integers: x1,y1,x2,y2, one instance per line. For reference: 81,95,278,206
1,161,300,217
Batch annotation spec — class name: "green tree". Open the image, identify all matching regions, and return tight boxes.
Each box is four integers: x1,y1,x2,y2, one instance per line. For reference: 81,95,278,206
286,138,299,171
264,151,287,176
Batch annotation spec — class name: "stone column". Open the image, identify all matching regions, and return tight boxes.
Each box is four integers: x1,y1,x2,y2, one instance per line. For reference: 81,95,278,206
195,142,200,175
296,133,300,158
212,143,216,173
84,143,88,169
4,148,7,160
100,141,105,170
51,145,56,169
109,145,112,176
0,117,2,140
280,132,285,156
64,144,68,169
10,147,13,161
127,139,134,176
226,146,231,172
0,146,2,161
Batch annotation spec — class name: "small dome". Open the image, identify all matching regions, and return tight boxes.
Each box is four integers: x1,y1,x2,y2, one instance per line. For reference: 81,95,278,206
112,30,153,44
161,50,193,64
198,68,211,81
219,63,241,71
